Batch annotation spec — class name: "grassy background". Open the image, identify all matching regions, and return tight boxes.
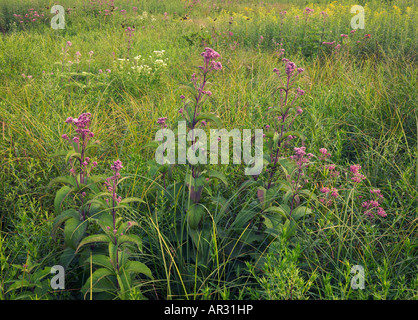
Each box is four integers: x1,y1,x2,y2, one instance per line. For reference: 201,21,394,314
0,0,417,299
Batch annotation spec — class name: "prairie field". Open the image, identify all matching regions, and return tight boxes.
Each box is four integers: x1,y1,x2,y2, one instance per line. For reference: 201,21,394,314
0,0,417,301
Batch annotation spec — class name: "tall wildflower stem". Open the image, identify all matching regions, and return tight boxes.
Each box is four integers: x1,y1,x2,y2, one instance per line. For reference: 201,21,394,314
267,74,290,189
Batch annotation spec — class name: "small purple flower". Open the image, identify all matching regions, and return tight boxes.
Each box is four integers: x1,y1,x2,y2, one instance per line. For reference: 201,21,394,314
111,160,123,172
157,117,168,125
320,187,330,193
285,62,296,75
296,88,305,96
211,61,222,70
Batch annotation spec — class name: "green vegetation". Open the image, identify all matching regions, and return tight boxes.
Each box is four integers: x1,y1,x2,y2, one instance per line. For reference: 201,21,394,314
0,0,416,300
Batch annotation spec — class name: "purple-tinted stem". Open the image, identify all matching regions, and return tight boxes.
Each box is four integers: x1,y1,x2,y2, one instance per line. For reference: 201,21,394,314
289,167,303,218
112,177,116,232
190,72,207,178
267,74,290,189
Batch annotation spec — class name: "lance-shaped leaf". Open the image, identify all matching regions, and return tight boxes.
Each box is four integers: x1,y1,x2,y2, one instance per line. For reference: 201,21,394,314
48,176,77,188
76,234,111,253
207,169,228,186
64,217,88,249
109,242,118,270
52,150,69,157
82,268,115,295
117,234,143,252
124,261,153,279
117,221,138,235
90,254,114,271
290,206,312,221
65,150,81,164
120,197,144,204
195,113,222,128
263,205,288,219
54,185,73,215
51,208,79,240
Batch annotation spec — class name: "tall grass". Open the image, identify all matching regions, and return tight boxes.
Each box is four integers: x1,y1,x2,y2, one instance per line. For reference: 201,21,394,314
0,0,417,300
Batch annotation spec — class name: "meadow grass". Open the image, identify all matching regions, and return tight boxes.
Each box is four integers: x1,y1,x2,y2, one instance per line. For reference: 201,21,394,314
0,0,417,300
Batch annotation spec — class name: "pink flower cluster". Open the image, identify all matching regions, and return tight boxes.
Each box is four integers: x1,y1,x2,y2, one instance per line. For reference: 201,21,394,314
304,7,314,15
290,147,314,175
105,160,123,196
13,8,45,24
200,47,222,73
362,190,386,218
350,164,366,183
157,117,168,126
320,186,339,198
319,148,331,161
64,113,94,142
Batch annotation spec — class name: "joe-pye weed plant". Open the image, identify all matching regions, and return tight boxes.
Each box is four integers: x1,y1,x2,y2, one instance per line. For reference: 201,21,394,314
50,113,152,299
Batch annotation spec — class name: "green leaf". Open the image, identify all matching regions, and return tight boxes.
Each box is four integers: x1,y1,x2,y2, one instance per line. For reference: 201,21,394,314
109,242,118,269
91,254,114,271
6,279,36,293
117,221,138,235
51,209,79,240
231,209,257,230
291,206,312,221
65,151,81,164
263,216,273,229
207,169,228,186
52,150,69,157
48,176,77,188
54,185,73,215
64,217,88,249
117,235,143,252
76,234,110,253
185,172,206,189
263,206,287,219
120,197,144,204
142,141,161,150
124,261,153,279
187,204,206,230
83,268,115,293
195,113,222,127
